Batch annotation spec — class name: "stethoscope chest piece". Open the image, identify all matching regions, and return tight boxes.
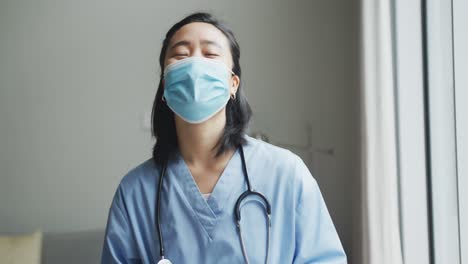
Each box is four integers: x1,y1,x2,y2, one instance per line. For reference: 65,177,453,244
157,259,172,264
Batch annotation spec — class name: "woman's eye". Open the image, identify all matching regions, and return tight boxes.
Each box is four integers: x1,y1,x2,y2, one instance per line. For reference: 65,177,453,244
174,53,188,58
206,53,219,57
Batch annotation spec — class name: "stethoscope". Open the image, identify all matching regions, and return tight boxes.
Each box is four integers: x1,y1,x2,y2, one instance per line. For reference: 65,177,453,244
155,144,272,264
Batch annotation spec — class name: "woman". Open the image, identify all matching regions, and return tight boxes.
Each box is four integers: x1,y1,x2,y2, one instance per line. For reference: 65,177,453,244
101,12,346,264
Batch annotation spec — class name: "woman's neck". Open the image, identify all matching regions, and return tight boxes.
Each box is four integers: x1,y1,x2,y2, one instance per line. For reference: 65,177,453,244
175,110,229,166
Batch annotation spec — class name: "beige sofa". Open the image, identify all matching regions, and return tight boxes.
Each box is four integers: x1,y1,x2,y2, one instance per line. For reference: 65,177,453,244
0,231,42,264
0,230,104,264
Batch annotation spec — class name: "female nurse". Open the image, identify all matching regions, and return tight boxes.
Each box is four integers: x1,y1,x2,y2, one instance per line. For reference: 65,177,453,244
101,12,347,264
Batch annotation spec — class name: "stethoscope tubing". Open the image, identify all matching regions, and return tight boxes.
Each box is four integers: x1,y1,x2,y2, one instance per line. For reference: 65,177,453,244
155,144,271,264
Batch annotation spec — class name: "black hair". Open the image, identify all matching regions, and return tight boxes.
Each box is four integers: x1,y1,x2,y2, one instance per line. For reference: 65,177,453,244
151,12,252,166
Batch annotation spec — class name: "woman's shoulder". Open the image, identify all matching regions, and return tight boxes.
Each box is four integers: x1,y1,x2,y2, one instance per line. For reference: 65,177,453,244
244,134,318,207
244,134,312,186
117,157,160,194
244,134,303,168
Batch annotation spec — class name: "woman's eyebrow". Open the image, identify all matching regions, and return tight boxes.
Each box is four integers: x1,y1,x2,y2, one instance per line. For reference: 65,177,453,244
169,39,222,51
169,40,191,51
200,40,222,49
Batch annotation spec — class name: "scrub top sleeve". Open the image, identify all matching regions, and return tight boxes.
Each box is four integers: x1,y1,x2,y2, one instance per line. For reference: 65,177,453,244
292,155,347,264
101,184,139,264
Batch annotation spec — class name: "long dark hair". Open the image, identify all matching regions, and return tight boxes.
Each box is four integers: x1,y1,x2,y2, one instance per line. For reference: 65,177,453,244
151,12,252,166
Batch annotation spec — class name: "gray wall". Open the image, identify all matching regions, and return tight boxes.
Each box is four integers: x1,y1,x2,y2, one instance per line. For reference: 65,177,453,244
0,0,360,262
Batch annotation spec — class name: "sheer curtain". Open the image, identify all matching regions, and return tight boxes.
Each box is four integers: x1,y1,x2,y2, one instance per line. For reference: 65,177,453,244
360,0,403,263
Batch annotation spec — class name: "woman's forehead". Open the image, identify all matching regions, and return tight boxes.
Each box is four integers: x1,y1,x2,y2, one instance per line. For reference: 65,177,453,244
168,22,229,50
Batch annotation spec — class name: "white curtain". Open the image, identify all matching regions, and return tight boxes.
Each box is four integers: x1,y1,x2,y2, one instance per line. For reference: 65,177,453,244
360,0,404,263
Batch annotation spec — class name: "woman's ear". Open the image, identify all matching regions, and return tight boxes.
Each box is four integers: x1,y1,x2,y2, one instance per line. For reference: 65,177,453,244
230,75,240,96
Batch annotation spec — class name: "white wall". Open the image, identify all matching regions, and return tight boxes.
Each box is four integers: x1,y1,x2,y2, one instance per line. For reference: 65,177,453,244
0,0,359,262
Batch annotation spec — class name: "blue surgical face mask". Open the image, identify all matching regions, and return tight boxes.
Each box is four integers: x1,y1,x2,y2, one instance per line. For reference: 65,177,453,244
163,56,234,124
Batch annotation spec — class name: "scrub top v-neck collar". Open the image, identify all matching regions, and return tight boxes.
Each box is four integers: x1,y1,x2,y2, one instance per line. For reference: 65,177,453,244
168,146,245,239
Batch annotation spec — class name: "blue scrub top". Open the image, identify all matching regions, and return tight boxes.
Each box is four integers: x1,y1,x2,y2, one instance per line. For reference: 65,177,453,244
101,135,347,263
